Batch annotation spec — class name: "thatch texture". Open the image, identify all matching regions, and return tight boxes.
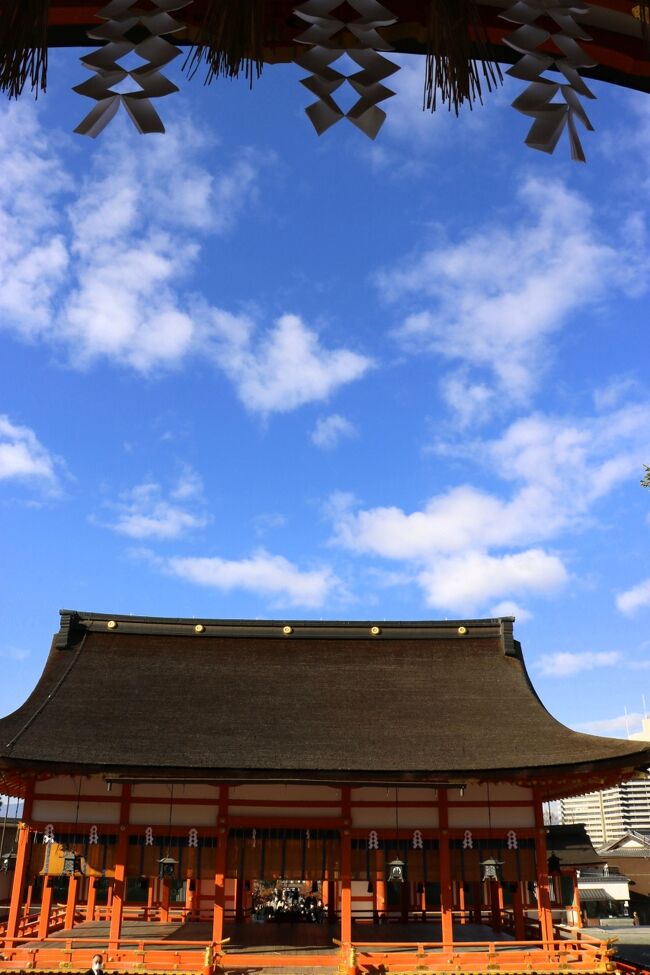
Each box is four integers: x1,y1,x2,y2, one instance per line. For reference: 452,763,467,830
184,0,265,86
0,0,49,97
424,0,501,114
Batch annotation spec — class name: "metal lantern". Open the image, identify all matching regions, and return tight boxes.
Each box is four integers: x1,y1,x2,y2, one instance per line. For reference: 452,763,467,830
387,857,405,883
1,852,17,874
158,855,178,879
480,857,503,883
62,850,81,876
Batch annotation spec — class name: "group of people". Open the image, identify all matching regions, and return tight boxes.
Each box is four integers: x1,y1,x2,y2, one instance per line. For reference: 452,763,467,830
252,886,325,923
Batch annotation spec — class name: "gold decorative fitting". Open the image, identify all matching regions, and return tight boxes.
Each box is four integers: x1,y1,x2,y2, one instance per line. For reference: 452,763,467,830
370,625,381,636
194,624,205,633
457,626,467,635
282,625,293,635
107,620,117,630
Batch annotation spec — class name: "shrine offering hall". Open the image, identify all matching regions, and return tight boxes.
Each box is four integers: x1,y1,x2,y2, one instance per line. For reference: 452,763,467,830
1,612,650,975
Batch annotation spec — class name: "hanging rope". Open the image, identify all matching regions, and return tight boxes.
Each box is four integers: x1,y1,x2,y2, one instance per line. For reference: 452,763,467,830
0,0,49,98
424,0,502,114
184,0,265,86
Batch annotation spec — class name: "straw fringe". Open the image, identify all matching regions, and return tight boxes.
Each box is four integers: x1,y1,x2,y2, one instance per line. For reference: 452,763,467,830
0,0,49,97
184,0,264,86
424,0,502,114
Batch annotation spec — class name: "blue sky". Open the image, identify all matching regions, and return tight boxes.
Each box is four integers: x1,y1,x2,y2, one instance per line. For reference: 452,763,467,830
1,47,649,739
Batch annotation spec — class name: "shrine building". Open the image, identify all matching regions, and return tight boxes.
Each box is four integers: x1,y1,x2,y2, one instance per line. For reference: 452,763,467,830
1,610,650,975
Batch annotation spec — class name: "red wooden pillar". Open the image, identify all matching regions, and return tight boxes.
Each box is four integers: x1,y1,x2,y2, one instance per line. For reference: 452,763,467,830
340,827,352,945
572,871,583,928
438,789,454,950
212,833,227,944
458,882,466,925
146,877,155,920
375,850,385,919
533,792,554,945
4,823,31,948
65,874,78,930
37,878,54,940
23,879,34,920
86,877,97,921
234,877,243,921
109,784,131,948
109,830,128,948
160,879,171,922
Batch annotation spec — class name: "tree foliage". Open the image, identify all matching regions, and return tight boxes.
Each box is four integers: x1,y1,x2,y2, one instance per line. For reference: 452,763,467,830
642,465,650,488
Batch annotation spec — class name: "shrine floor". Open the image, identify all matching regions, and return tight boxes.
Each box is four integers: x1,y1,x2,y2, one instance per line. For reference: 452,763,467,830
37,919,515,952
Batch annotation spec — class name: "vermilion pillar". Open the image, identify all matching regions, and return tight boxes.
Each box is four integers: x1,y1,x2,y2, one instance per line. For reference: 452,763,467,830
4,823,31,949
65,874,78,930
533,792,554,945
86,876,97,921
212,832,227,944
438,789,454,949
109,830,128,948
37,878,54,940
340,829,352,944
513,882,526,940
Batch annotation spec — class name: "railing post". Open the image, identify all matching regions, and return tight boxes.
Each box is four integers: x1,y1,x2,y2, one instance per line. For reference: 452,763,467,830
37,877,54,940
3,823,31,949
86,876,97,921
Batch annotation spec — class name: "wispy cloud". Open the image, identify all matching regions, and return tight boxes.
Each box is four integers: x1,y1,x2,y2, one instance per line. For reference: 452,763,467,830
576,712,644,737
537,651,621,678
0,645,30,661
617,578,650,615
99,469,209,539
160,549,341,608
377,177,646,425
0,415,60,489
311,414,358,450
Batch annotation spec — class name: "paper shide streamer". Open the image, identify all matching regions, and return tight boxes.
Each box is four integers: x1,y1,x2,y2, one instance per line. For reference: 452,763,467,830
74,0,190,137
293,0,399,139
501,0,597,160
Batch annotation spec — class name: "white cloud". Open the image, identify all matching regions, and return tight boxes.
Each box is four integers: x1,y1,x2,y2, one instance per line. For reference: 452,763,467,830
311,414,358,449
537,651,621,678
377,177,646,420
164,550,340,608
328,399,650,612
490,601,532,623
617,578,650,615
0,415,59,487
576,712,644,737
101,470,209,539
0,103,372,415
207,311,373,415
417,549,566,613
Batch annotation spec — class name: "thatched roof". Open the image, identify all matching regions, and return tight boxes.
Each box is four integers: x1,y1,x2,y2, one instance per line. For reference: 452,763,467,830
0,610,649,789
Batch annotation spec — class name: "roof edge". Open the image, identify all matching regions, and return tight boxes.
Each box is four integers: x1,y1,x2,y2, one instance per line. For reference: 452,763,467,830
56,609,516,647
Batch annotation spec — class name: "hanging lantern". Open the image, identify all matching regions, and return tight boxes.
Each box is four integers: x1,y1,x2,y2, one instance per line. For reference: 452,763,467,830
1,851,17,874
158,855,178,879
480,857,503,883
62,850,81,876
387,857,405,883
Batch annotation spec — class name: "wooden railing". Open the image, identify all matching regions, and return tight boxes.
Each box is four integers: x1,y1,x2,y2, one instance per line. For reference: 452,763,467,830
0,933,613,975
